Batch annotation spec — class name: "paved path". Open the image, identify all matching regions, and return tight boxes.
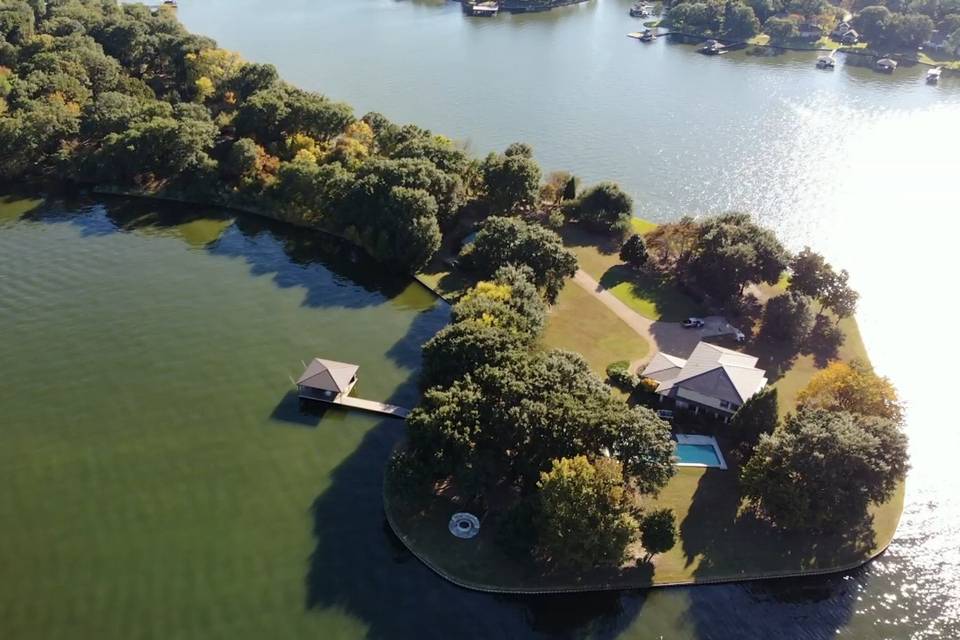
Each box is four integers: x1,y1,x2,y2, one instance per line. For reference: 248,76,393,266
571,269,741,370
572,269,656,341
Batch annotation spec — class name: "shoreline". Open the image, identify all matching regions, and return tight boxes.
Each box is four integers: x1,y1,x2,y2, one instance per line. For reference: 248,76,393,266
10,187,905,594
663,31,957,69
59,188,906,594
88,185,453,302
383,464,905,594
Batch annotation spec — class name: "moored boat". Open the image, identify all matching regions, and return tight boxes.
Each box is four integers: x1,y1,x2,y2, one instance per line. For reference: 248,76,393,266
927,67,942,83
698,39,726,55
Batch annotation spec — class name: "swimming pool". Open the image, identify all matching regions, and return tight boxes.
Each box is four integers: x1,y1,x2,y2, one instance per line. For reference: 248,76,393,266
676,444,722,466
674,435,728,469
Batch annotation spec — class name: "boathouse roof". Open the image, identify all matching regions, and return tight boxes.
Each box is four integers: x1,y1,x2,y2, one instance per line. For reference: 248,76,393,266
297,358,359,393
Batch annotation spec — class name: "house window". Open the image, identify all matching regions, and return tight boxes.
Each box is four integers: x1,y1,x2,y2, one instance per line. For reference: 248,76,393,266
719,400,731,409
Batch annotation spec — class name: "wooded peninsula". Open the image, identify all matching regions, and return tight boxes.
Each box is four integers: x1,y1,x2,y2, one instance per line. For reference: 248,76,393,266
0,0,910,592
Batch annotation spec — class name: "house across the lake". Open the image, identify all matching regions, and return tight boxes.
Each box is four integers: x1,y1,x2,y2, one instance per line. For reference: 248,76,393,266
642,341,768,419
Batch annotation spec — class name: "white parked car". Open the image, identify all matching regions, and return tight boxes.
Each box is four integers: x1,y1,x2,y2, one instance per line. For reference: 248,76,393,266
682,317,705,328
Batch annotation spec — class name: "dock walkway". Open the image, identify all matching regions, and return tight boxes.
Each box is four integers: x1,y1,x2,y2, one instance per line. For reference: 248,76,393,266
297,384,410,419
335,396,410,419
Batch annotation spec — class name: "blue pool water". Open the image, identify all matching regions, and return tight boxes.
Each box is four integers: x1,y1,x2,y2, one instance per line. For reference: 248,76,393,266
675,443,722,466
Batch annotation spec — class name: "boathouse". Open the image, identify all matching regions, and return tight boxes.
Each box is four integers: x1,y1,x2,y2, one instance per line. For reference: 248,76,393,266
297,358,358,402
295,358,411,418
876,57,898,72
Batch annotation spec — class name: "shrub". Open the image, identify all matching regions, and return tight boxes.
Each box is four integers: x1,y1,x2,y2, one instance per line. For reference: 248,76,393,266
565,182,634,234
605,360,630,377
620,233,649,269
639,508,677,560
609,367,639,391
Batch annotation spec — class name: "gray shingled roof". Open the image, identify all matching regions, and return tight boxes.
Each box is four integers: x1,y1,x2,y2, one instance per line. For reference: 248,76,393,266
644,342,767,404
297,358,359,393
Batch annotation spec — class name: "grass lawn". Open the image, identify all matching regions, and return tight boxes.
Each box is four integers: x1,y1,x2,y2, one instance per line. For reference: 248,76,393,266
385,445,904,592
542,281,650,374
917,51,960,70
560,220,703,322
413,267,472,301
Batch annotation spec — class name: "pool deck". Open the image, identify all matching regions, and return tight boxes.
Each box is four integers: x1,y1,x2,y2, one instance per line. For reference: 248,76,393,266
675,433,728,470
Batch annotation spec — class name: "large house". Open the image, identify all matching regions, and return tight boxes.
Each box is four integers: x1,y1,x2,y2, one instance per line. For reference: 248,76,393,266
642,342,768,419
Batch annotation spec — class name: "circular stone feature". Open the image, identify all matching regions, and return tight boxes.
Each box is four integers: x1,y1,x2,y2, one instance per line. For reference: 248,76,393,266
448,512,480,539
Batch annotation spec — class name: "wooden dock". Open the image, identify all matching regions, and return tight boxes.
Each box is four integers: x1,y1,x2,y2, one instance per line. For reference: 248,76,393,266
336,396,410,419
298,386,410,419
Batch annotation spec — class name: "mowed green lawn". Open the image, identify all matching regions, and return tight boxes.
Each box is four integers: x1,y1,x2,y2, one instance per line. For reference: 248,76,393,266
542,281,650,374
560,220,703,322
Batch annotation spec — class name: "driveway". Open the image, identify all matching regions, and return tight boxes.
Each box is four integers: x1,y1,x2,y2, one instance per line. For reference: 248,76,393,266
571,270,740,369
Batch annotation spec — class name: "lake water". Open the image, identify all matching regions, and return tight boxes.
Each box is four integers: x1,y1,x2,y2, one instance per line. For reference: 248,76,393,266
2,0,958,637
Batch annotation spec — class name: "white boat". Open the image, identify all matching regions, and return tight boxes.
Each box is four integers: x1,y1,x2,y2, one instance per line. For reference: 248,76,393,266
927,67,942,84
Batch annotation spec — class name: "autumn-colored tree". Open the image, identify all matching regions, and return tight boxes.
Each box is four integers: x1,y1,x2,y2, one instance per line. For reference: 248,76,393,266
798,360,903,423
644,216,700,270
184,48,243,102
540,170,573,208
537,456,639,571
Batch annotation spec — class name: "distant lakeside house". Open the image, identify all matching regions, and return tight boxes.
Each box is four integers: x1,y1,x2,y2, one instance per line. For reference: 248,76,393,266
642,342,768,420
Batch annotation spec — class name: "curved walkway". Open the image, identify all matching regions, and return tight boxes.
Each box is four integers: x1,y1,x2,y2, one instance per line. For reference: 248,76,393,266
571,269,738,366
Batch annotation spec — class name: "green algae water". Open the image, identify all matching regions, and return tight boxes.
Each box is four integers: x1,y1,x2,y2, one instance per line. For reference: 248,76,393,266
0,194,458,638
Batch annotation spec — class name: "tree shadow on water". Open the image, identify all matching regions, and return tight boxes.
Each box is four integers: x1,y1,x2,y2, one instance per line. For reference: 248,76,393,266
207,215,412,310
23,194,417,310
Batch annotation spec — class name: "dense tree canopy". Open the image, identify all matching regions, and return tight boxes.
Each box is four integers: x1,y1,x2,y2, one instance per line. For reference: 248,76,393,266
729,386,780,451
565,181,634,234
464,216,577,303
406,271,676,558
1,0,587,274
741,409,908,531
409,347,676,494
450,265,548,338
686,213,790,301
481,143,542,214
759,290,814,347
